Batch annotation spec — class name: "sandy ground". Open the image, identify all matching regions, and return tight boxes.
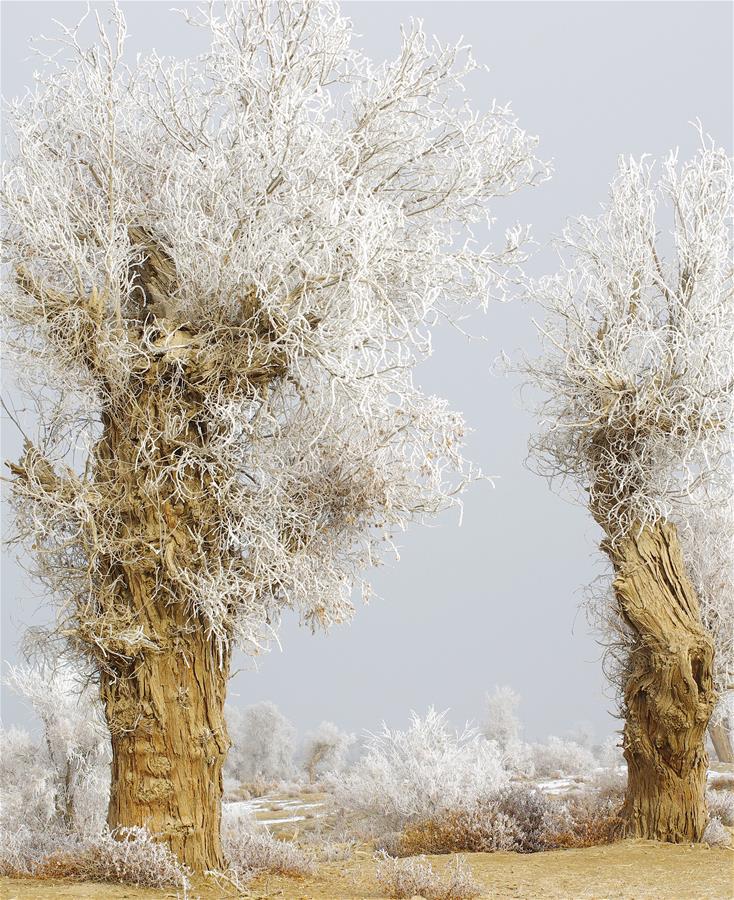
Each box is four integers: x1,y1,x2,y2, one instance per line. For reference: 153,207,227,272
2,840,732,900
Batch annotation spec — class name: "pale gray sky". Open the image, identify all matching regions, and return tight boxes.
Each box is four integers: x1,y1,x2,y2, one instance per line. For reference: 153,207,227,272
1,1,732,744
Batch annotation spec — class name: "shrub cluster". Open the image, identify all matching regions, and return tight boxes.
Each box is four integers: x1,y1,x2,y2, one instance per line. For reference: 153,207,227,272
530,736,598,780
702,817,732,848
544,791,623,849
380,787,623,857
220,806,315,884
0,826,191,895
332,708,506,835
376,851,482,900
706,788,734,827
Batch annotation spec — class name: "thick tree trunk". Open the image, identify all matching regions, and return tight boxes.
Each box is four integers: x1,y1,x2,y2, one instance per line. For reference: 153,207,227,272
93,376,233,872
606,520,715,841
101,627,230,872
709,721,734,764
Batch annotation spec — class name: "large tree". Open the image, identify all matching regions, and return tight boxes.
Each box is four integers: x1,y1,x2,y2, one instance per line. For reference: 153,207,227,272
527,136,733,841
1,1,545,870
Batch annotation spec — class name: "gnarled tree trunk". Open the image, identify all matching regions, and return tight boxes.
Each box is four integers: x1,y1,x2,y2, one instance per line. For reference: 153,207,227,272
93,363,233,872
605,520,715,841
102,626,230,872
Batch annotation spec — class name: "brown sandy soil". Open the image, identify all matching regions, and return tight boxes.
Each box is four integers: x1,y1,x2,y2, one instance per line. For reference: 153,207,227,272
2,840,732,900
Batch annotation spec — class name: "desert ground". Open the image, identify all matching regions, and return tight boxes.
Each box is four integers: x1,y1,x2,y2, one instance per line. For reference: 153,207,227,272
2,787,732,900
1,840,732,899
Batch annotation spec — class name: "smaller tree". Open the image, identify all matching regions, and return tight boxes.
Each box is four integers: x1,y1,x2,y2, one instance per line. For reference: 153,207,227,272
482,685,535,778
483,685,522,750
0,725,56,834
225,701,296,785
3,662,110,835
302,721,355,784
526,133,733,840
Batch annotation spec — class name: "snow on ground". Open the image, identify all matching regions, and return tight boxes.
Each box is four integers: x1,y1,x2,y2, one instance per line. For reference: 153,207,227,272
225,796,327,826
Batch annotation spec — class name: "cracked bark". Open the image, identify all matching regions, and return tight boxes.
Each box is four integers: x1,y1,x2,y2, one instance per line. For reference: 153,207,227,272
605,521,715,841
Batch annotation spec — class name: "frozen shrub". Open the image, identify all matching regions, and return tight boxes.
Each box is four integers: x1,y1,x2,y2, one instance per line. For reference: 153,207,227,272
224,777,279,802
386,805,523,856
318,840,357,863
2,827,190,894
545,791,623,848
0,726,56,833
707,789,734,826
376,852,481,900
385,785,566,856
221,805,315,883
3,663,110,835
333,708,507,835
302,721,355,783
531,736,597,779
0,823,77,877
702,816,732,848
494,785,569,852
503,738,536,779
225,701,296,783
483,685,522,749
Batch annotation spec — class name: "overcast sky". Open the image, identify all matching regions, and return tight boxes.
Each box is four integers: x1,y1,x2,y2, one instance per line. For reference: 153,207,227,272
1,1,732,745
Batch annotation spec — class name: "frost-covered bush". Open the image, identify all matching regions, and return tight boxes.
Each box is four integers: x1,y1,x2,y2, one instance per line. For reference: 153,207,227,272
2,663,110,836
0,822,76,877
385,785,567,856
0,826,191,893
225,701,296,784
332,709,507,834
531,736,597,779
546,791,623,849
220,806,315,884
483,686,522,749
502,738,536,779
707,789,734,827
386,804,523,856
702,817,732,848
37,827,191,893
302,721,355,783
0,726,56,833
376,852,481,900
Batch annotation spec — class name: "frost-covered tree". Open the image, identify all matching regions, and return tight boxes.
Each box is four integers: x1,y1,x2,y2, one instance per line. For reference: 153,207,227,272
3,663,110,835
526,135,733,840
482,685,534,777
483,685,522,749
302,720,355,783
0,1,545,868
225,701,295,784
0,725,56,836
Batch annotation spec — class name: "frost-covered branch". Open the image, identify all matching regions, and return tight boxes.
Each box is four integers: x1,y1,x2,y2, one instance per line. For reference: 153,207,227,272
2,1,547,667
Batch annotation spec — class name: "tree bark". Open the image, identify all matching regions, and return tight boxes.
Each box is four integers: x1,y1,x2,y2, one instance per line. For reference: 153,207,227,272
93,372,233,872
102,626,230,872
606,520,715,841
